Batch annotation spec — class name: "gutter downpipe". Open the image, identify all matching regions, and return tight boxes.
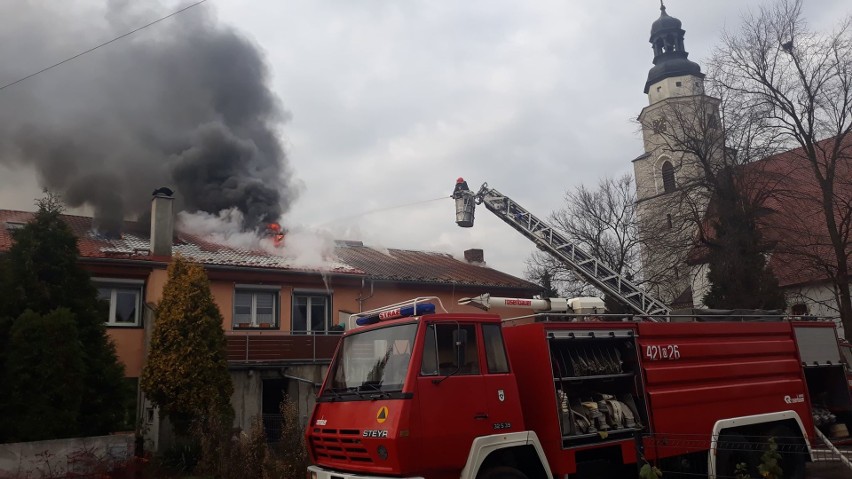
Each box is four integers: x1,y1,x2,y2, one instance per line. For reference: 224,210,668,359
356,277,375,312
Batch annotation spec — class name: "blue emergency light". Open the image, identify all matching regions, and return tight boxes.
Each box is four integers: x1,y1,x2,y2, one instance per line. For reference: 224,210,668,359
355,303,436,326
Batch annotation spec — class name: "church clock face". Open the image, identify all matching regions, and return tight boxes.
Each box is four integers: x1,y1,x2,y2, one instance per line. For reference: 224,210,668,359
652,117,667,134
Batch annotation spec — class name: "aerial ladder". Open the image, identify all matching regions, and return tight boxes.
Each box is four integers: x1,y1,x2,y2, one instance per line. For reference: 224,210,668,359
452,178,670,319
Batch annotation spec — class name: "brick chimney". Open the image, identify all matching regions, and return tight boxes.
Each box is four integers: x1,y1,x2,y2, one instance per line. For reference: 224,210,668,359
464,248,484,264
150,187,174,257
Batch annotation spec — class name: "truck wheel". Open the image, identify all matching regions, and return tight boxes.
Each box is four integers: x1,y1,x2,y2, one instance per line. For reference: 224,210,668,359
715,432,759,479
478,466,528,479
766,425,806,479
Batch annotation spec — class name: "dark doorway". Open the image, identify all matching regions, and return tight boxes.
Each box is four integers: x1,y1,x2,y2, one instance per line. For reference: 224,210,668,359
262,378,289,442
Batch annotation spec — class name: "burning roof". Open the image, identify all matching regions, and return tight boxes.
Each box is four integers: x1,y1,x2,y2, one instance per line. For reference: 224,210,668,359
0,209,538,290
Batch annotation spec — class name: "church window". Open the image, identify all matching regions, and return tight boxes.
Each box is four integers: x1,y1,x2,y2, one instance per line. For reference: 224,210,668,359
661,161,676,193
676,81,682,87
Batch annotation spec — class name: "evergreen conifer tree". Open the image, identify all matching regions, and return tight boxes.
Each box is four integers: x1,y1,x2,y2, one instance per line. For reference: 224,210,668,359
141,257,234,436
702,175,786,310
5,309,85,441
0,193,128,440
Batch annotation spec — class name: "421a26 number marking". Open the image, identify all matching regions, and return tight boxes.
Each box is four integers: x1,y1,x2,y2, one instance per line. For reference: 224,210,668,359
646,344,681,361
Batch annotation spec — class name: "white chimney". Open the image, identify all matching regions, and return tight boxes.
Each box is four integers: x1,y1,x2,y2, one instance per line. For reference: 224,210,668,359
150,187,174,257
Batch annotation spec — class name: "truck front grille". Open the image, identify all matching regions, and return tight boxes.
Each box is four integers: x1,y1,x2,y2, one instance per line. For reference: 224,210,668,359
310,428,373,465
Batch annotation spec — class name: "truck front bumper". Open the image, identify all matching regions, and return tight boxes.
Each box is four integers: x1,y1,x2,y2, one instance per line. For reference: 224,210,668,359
308,465,424,479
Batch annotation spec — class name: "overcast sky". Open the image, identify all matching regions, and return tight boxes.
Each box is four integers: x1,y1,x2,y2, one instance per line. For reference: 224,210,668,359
0,0,849,280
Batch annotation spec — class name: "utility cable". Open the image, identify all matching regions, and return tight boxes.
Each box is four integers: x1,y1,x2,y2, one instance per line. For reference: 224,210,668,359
317,196,448,227
0,0,210,92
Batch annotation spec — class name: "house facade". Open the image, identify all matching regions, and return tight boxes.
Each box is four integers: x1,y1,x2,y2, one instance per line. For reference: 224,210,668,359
0,192,539,449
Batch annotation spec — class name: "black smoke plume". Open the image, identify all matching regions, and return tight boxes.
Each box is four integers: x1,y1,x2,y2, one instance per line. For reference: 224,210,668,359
0,1,296,234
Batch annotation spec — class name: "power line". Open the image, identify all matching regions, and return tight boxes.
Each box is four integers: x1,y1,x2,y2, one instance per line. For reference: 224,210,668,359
0,0,210,92
318,196,449,227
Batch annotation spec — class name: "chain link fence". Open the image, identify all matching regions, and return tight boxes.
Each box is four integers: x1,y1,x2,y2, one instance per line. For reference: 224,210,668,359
638,430,851,479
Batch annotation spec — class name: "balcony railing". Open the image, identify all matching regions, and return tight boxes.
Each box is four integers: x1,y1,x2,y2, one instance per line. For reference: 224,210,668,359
226,332,342,364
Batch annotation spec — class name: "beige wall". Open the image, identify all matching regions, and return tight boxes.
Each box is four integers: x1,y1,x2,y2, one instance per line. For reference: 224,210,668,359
107,329,146,377
106,262,534,443
106,263,533,376
646,74,705,105
104,268,167,378
208,275,527,333
145,268,168,304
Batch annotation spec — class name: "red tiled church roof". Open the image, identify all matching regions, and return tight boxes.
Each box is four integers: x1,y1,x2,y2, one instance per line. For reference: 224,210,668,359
691,135,852,288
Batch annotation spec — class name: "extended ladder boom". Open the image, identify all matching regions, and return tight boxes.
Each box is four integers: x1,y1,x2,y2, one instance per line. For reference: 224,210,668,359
453,180,670,318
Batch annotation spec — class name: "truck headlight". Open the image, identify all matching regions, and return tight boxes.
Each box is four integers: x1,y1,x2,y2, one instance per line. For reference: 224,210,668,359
377,445,388,461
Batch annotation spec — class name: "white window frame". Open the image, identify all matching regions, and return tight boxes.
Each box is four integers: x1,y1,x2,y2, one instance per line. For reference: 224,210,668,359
233,285,280,329
292,291,331,334
93,278,144,327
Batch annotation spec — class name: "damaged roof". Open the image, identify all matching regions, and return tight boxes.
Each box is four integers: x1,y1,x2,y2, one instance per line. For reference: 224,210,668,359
0,210,538,290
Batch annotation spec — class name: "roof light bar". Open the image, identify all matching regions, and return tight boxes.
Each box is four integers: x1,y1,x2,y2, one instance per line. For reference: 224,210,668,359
347,296,447,329
355,303,436,326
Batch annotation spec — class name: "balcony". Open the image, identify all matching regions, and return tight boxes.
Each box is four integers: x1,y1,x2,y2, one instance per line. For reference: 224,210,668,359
226,332,342,365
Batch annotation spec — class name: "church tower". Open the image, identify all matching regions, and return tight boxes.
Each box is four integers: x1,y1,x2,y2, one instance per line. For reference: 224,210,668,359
633,3,722,307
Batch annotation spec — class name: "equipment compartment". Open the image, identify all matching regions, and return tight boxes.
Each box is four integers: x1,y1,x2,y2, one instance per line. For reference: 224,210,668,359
547,330,648,445
803,365,852,442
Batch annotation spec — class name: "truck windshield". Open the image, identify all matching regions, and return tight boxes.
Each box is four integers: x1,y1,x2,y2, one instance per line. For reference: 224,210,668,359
324,323,417,397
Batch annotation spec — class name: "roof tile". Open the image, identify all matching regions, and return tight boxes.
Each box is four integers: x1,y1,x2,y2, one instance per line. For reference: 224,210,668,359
0,210,537,290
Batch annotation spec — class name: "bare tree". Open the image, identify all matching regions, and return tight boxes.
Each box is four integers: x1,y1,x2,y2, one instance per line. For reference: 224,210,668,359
709,0,852,338
634,88,729,305
636,73,789,310
525,174,646,310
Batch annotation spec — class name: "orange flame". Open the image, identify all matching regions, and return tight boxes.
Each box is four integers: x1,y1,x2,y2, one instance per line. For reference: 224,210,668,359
267,223,284,247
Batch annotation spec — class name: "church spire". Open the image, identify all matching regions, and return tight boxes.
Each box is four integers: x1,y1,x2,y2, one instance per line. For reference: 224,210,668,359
644,3,703,93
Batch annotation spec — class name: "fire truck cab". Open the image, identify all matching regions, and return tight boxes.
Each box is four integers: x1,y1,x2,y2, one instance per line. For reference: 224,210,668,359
307,298,525,479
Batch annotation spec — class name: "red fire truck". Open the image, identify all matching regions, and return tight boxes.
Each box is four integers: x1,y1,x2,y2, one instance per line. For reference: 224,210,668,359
305,180,851,478
305,296,851,479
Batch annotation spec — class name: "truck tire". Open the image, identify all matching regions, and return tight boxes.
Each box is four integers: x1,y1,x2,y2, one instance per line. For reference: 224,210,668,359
715,431,759,479
477,466,529,479
766,425,806,479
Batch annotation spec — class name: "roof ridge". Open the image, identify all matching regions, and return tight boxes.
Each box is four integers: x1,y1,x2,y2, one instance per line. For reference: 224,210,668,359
0,209,147,226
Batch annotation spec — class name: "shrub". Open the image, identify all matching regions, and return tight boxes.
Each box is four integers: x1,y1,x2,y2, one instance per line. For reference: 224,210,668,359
141,257,234,436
